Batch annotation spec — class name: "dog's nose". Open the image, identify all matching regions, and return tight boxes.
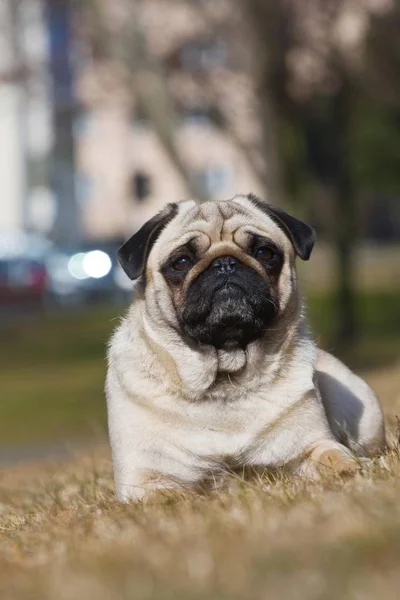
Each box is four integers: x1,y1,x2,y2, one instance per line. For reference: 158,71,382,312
211,256,238,274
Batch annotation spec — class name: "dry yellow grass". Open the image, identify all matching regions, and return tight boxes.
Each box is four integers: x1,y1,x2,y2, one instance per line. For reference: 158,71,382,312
1,359,399,600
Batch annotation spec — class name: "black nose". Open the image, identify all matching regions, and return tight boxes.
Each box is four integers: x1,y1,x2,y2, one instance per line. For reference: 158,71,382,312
211,256,238,274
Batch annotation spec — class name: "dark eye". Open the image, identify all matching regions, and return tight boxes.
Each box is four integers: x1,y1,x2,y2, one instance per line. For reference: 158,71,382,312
172,255,192,271
254,246,275,262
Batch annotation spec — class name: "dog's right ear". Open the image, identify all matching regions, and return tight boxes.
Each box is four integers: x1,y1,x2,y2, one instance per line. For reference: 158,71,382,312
118,203,179,280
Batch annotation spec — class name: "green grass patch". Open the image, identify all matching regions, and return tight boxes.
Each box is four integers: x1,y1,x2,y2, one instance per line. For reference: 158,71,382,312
0,306,119,368
307,290,400,368
0,306,117,445
0,360,107,444
308,290,400,340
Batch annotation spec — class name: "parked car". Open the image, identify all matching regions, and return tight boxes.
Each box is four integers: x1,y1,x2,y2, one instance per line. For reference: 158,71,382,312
0,232,51,310
0,232,133,312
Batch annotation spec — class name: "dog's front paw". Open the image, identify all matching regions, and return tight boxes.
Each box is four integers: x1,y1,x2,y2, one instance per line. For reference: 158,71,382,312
297,440,361,479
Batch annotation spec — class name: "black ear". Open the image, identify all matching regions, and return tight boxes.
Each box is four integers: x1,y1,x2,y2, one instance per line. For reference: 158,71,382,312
247,195,316,260
118,203,179,280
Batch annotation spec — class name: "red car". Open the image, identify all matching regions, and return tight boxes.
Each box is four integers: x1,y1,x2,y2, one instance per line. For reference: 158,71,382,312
0,233,51,309
0,257,48,307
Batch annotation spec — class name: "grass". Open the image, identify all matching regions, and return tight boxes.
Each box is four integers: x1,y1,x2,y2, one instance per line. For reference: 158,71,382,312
0,290,398,445
0,293,399,599
0,307,115,445
307,291,400,368
0,357,399,600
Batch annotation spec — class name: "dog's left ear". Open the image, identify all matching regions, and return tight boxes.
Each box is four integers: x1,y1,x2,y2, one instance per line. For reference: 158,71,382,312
248,195,316,260
118,203,179,280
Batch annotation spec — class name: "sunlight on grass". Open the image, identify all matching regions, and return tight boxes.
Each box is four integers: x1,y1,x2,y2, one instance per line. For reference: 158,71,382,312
0,294,398,599
1,443,400,600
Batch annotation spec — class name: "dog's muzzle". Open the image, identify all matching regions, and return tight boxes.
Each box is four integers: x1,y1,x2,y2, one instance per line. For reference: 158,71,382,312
178,256,278,350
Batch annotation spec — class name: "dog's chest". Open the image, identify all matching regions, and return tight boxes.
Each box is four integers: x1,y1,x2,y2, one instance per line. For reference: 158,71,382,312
165,387,290,460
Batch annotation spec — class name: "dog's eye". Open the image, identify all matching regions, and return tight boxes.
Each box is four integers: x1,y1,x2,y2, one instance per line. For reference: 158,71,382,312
254,246,275,262
172,255,192,272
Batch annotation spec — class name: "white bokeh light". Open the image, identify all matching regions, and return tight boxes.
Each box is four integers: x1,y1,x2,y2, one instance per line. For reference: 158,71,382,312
82,250,112,279
68,253,88,280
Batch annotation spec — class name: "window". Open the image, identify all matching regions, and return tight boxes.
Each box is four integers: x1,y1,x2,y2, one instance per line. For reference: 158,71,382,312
131,107,150,129
132,172,151,201
181,104,224,128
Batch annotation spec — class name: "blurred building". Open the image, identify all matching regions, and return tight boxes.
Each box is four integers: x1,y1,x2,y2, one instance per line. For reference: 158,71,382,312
0,0,397,246
0,0,264,245
71,0,265,240
0,0,53,234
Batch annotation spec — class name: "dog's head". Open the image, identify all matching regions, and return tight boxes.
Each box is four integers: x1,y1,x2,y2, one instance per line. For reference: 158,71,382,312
118,195,315,350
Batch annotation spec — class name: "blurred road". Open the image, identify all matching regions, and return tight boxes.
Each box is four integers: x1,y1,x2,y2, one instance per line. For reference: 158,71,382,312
0,439,100,466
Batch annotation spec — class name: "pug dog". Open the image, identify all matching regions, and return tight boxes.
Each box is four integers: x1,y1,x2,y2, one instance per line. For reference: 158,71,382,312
106,195,385,502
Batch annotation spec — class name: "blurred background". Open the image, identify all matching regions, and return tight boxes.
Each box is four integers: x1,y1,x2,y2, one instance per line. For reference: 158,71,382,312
0,0,398,461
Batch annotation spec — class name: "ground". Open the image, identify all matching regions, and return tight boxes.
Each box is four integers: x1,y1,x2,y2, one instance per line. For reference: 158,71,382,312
0,317,399,599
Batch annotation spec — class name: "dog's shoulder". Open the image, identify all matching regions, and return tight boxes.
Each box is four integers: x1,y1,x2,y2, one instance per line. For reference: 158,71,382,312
108,305,140,362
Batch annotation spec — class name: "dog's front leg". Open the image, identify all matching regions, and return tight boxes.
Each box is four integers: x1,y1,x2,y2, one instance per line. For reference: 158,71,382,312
114,467,182,503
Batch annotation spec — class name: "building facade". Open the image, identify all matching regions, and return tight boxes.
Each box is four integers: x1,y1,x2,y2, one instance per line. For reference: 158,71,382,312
0,0,263,244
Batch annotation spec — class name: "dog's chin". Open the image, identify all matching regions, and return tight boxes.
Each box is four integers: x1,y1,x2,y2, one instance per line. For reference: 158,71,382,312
180,283,277,351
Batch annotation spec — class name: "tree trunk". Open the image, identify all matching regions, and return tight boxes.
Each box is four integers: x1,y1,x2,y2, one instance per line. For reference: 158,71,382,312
242,0,290,208
325,82,358,346
332,84,358,346
46,0,81,245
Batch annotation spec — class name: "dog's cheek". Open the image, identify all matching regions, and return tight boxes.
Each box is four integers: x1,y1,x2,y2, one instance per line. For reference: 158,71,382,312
173,288,185,307
276,262,295,313
164,279,186,310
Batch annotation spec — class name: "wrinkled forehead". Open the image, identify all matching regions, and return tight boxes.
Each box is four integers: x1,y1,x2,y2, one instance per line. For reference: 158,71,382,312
151,197,292,260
